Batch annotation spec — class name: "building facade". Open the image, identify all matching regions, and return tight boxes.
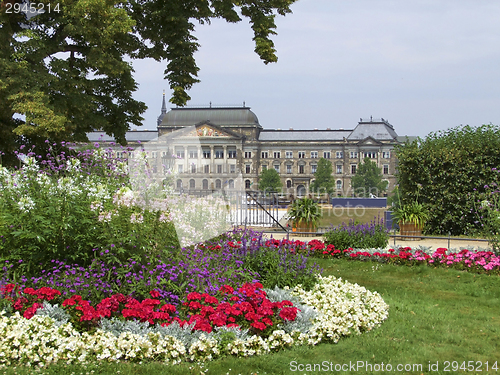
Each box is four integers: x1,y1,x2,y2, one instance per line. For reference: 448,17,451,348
88,97,406,197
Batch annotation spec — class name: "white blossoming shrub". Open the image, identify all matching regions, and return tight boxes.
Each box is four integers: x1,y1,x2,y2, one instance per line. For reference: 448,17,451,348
0,314,88,367
0,276,389,367
292,275,390,344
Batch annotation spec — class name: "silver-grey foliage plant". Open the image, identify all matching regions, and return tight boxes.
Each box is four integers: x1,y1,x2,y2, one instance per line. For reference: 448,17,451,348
35,301,71,327
264,286,318,334
98,317,251,349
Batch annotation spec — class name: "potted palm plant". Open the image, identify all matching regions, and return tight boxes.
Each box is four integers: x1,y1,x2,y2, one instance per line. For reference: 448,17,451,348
287,197,322,236
392,187,429,240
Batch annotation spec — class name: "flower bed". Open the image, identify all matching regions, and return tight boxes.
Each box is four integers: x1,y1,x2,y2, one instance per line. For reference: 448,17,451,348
307,240,500,275
0,146,390,368
1,282,300,334
323,217,389,250
0,228,320,308
0,276,389,367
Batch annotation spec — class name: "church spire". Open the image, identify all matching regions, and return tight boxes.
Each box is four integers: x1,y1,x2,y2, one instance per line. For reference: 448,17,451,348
161,90,167,114
157,90,167,127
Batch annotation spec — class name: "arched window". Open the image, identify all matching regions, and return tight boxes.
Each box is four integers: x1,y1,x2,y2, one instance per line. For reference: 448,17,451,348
297,185,306,197
245,180,251,189
176,179,182,190
228,179,234,189
286,180,292,188
189,179,195,189
202,179,208,190
215,179,222,189
336,180,342,190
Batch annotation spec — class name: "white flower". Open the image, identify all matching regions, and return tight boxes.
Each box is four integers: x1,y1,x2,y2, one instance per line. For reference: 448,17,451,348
0,275,389,366
65,158,81,172
18,196,35,213
130,213,144,224
98,211,113,222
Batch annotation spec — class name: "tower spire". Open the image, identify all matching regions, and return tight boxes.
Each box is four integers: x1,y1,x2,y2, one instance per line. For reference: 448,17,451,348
161,90,167,114
157,90,167,127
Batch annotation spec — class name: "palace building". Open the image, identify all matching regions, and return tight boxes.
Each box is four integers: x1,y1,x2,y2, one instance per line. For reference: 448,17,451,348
88,95,408,196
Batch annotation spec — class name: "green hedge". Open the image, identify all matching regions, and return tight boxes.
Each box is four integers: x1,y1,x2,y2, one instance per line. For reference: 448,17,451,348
395,124,500,235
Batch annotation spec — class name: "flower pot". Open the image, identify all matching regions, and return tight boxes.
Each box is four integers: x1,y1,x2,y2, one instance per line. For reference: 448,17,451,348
293,221,316,237
399,222,423,241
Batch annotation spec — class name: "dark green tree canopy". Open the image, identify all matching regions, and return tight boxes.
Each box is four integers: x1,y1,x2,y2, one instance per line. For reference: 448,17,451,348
258,168,282,193
0,0,297,165
310,158,334,196
395,124,500,235
350,157,388,197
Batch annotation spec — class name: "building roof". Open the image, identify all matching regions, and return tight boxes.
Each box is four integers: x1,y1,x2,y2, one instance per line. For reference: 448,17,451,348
258,129,352,141
87,131,159,143
347,118,398,140
159,107,261,128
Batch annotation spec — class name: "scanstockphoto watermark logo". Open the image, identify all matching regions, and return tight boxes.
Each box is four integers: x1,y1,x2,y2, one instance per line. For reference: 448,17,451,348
290,360,499,373
289,360,424,372
2,0,61,23
127,126,244,248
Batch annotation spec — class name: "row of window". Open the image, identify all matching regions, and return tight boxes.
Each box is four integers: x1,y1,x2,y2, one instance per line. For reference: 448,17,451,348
178,178,390,191
176,178,345,191
259,164,390,175
119,150,391,160
174,163,391,175
255,151,391,159
144,150,239,159
279,180,345,190
176,164,237,174
177,179,236,190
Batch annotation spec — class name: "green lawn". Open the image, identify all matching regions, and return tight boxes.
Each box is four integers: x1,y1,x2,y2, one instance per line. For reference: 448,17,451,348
318,207,388,228
3,259,499,375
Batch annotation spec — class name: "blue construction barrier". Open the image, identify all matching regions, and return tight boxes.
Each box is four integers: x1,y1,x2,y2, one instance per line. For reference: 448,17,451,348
384,211,399,230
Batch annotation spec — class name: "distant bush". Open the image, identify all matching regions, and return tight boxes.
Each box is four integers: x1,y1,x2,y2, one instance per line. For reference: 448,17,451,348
323,217,389,250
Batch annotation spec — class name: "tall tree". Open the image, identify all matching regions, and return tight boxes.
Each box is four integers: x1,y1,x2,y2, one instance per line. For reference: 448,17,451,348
310,158,334,196
0,0,297,165
258,168,282,193
351,157,388,197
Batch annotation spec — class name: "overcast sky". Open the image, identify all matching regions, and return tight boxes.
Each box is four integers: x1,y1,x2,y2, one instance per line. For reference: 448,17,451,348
131,0,500,138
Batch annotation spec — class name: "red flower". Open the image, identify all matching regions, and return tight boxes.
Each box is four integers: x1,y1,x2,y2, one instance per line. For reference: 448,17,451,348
187,292,202,301
188,301,202,310
1,283,17,294
209,311,228,326
279,307,298,321
13,297,28,310
149,290,160,298
23,302,43,319
204,295,219,305
250,321,267,330
262,317,273,325
199,305,215,316
219,285,234,294
160,304,176,313
23,287,36,295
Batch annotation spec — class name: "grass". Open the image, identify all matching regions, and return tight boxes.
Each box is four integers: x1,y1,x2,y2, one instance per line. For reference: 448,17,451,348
2,259,500,375
317,207,387,228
